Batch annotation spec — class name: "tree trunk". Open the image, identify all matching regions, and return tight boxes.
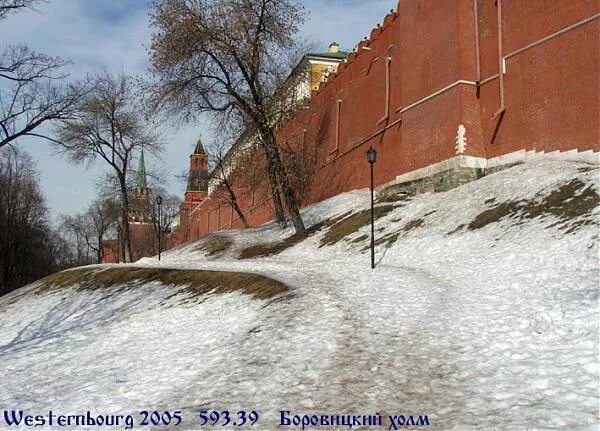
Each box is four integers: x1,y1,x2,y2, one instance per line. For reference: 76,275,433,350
119,178,132,263
75,232,82,264
223,178,250,228
267,166,286,226
260,145,286,226
261,128,305,234
97,234,103,263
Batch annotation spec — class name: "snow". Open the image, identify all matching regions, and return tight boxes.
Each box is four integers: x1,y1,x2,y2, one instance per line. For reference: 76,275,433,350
0,160,598,430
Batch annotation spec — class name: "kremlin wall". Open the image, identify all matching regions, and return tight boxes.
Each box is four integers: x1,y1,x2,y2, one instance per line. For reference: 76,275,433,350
170,0,599,245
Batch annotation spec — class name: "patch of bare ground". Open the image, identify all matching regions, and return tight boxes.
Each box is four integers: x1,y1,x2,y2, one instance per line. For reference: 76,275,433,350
578,167,594,173
467,179,599,233
238,234,308,260
36,267,289,301
376,191,413,204
350,234,369,244
320,205,395,247
194,234,233,256
373,232,400,248
403,218,425,232
447,224,466,235
363,216,427,250
238,212,352,259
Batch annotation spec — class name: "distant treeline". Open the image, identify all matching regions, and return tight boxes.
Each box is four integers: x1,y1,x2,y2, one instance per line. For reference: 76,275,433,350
0,149,76,296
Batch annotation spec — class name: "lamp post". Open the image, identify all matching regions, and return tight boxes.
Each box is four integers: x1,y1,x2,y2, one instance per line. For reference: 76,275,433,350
366,146,377,269
155,195,163,261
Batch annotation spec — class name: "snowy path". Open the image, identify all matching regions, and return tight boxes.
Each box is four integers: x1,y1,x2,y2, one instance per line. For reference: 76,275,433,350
0,161,598,430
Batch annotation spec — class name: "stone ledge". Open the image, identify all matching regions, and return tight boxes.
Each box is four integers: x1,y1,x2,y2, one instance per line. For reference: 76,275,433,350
378,148,599,198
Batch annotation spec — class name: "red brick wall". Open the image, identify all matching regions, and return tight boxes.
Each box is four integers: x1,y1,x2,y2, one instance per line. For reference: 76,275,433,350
101,240,121,264
101,223,157,263
477,0,599,157
171,0,599,245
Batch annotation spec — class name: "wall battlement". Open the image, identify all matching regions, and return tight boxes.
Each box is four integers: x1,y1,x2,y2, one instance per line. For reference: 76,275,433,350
170,0,599,244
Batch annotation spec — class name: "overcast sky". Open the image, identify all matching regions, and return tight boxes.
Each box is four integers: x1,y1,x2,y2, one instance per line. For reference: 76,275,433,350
0,0,396,222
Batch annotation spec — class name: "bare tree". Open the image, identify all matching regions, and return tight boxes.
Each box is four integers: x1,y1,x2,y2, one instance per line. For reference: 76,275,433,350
54,71,163,262
280,137,316,206
60,196,119,264
0,2,86,149
207,139,251,227
59,214,95,265
0,0,39,20
149,0,307,234
49,228,78,270
88,196,120,262
0,147,58,295
150,189,181,251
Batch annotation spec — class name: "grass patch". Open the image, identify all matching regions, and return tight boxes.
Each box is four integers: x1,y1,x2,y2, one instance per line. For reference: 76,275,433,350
373,232,400,247
376,192,412,204
350,234,369,244
578,167,595,173
447,224,466,235
320,205,395,247
366,217,425,250
468,179,599,232
194,234,233,256
469,201,519,230
36,267,289,301
238,213,352,259
403,218,425,232
239,234,307,259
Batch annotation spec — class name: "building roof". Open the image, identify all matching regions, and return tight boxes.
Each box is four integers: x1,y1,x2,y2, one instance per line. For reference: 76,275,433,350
136,150,147,189
306,51,349,61
194,137,206,155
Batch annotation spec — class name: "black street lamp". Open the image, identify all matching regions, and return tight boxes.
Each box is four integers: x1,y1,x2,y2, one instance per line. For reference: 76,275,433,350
155,195,163,261
366,146,377,269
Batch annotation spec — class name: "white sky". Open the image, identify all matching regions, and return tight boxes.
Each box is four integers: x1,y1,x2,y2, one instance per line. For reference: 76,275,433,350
0,0,396,222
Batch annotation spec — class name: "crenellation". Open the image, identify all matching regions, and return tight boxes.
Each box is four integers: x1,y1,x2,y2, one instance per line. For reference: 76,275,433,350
166,0,599,245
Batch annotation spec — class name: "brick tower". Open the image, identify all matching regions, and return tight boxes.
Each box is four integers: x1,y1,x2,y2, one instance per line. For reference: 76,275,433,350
184,138,209,204
174,138,210,242
130,150,152,223
129,150,155,260
101,150,156,263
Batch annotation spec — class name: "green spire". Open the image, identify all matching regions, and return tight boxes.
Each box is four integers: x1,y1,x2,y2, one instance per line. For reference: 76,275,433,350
136,150,147,188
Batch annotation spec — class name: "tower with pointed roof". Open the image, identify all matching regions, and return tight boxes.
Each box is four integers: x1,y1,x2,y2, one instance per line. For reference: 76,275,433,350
103,149,156,263
185,137,209,204
130,149,152,224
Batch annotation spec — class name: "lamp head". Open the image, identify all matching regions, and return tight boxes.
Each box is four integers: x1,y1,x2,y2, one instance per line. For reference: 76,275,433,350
366,147,377,164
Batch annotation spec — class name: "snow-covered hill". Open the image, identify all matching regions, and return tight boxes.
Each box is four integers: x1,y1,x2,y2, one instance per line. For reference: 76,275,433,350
0,161,598,431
